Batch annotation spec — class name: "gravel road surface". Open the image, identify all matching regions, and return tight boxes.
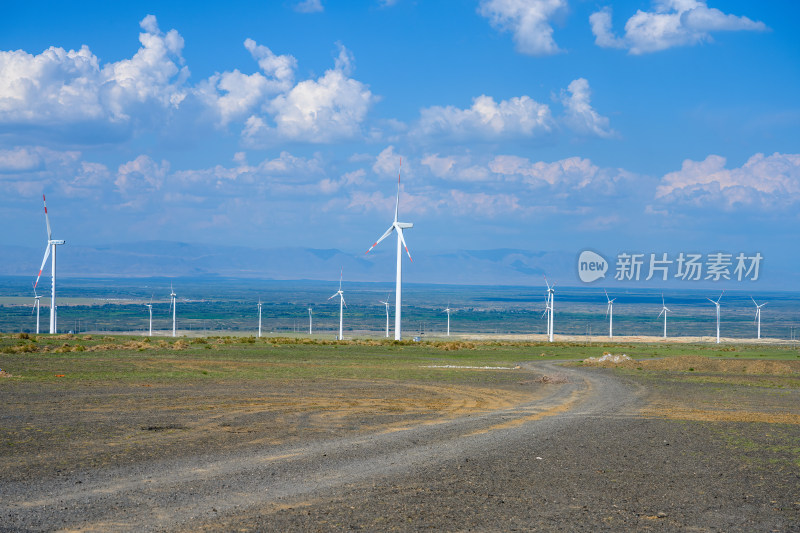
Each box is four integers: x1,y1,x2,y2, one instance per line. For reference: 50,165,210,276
1,361,797,532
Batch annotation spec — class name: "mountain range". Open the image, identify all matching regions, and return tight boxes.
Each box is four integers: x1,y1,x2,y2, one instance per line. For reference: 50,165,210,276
1,241,793,290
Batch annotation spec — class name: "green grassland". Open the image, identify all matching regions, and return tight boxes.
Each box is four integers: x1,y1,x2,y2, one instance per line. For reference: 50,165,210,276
1,333,798,385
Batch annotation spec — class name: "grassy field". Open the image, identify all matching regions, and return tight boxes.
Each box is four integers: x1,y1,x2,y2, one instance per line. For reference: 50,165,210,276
1,333,799,384
2,333,798,494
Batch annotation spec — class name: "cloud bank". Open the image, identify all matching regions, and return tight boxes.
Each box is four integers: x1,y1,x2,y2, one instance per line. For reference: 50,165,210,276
590,1,767,54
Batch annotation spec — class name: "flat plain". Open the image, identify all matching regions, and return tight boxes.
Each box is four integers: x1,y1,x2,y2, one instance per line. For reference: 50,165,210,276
1,334,798,531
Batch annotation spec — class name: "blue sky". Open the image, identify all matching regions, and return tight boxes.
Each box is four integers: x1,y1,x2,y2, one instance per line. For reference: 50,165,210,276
2,1,798,277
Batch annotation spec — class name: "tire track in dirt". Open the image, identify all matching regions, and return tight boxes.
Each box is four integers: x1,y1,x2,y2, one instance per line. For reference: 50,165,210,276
1,361,638,532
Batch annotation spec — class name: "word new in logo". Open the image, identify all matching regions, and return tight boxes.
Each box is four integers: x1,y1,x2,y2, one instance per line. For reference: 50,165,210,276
578,250,608,283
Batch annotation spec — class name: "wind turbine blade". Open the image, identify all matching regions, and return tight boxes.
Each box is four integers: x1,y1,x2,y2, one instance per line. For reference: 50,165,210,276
394,158,402,223
328,293,339,300
658,309,664,318
42,194,52,240
339,267,343,291
33,244,51,289
341,295,347,308
716,290,724,303
366,225,395,254
397,228,413,262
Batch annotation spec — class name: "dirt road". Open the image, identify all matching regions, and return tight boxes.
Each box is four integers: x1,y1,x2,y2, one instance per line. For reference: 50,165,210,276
1,362,797,531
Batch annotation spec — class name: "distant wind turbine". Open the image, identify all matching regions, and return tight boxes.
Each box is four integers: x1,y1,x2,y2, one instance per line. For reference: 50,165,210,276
658,293,670,339
169,284,177,337
366,159,413,341
33,194,65,334
328,269,346,340
257,299,262,338
32,285,41,335
308,307,313,335
444,302,451,337
544,277,555,342
605,290,616,338
145,295,153,337
379,295,390,338
751,297,767,340
706,291,724,344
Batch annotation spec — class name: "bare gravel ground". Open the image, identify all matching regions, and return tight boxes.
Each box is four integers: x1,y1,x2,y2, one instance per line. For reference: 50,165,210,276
1,360,799,532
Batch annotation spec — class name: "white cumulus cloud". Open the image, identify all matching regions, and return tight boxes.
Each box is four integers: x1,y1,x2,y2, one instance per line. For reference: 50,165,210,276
195,39,296,127
0,15,189,137
115,155,170,193
413,79,612,142
560,78,615,138
655,152,800,209
243,44,374,145
414,94,553,141
478,0,567,56
0,146,110,197
590,1,768,54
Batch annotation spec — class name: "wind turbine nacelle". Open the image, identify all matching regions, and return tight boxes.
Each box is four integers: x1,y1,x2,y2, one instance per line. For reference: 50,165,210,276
397,222,413,229
49,240,66,245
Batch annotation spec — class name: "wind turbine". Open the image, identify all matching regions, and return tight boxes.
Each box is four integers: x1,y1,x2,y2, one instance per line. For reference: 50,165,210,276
169,284,177,337
658,293,670,339
444,302,451,337
751,297,767,340
32,285,41,335
145,295,153,337
366,159,413,341
257,299,262,338
605,290,616,338
544,277,555,342
33,194,65,334
706,291,724,344
379,295,390,338
328,269,346,340
308,307,313,335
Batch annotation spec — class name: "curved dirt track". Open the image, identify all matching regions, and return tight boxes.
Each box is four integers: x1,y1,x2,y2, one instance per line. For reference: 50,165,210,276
2,362,797,531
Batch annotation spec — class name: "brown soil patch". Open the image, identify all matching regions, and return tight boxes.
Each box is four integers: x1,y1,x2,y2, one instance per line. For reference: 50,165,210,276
584,355,800,375
0,378,543,483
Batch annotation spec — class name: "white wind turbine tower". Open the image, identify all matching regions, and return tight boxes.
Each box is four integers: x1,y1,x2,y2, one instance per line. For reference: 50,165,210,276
751,297,767,340
444,302,451,337
706,291,724,344
658,293,670,339
366,159,413,341
257,300,262,338
328,269,346,340
32,285,41,335
379,295,390,338
308,307,313,335
169,284,177,337
544,277,555,342
145,296,153,337
33,194,65,334
605,290,616,338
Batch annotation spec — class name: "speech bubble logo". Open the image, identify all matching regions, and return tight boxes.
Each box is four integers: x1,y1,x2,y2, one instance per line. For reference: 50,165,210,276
578,250,608,283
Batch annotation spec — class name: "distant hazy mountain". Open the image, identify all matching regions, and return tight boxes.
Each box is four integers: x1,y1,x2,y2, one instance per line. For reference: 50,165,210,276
0,241,573,286
2,241,793,289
